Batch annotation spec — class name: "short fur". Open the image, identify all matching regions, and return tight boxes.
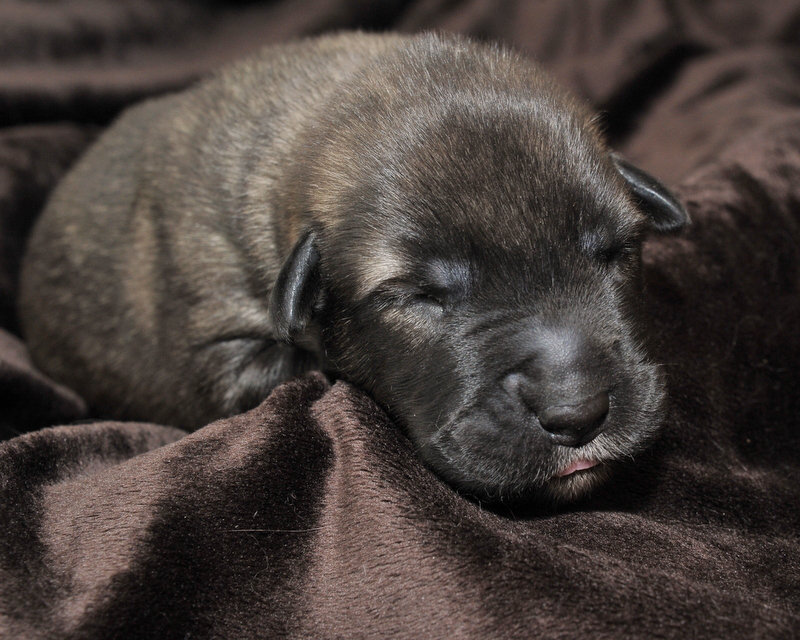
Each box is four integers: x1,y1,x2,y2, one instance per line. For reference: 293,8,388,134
18,32,687,502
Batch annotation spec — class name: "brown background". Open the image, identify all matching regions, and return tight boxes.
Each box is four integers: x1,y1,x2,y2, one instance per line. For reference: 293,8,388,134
1,2,799,638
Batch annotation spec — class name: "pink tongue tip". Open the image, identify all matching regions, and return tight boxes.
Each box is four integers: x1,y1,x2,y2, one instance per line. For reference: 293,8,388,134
557,459,599,477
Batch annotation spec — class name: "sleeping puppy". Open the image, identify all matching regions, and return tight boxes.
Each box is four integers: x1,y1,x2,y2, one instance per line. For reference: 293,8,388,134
19,32,687,503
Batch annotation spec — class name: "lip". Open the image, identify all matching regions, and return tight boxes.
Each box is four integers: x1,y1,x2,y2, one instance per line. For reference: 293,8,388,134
556,459,599,477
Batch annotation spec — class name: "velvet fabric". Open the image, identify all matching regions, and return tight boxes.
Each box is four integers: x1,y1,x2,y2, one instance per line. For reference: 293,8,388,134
1,1,799,638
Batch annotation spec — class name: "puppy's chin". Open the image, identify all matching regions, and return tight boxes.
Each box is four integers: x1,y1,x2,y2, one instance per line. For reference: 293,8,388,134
417,413,652,505
423,448,611,505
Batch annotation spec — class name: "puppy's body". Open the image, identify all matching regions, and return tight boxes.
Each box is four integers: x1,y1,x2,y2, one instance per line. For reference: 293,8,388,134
19,32,687,502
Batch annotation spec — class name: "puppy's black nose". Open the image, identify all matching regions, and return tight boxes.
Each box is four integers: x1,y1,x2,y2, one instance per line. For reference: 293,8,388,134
502,327,613,446
537,391,609,447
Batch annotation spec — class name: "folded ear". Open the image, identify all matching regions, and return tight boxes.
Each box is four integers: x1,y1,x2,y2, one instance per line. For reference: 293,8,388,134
612,153,690,232
269,230,321,342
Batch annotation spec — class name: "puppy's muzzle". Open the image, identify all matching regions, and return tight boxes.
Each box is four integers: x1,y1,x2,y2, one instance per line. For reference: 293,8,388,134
501,327,612,447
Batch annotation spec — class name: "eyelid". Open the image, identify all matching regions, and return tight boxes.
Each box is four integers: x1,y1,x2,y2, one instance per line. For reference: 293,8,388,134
583,231,640,262
615,236,641,254
369,278,450,308
598,243,638,265
604,242,628,258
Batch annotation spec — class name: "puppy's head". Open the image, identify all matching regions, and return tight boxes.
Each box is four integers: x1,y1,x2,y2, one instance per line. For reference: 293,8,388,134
269,42,688,503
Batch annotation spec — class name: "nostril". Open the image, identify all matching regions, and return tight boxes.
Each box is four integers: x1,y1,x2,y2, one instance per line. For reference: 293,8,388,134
537,391,609,447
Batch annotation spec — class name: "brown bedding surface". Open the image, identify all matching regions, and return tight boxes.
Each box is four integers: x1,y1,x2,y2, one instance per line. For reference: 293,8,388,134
1,1,799,638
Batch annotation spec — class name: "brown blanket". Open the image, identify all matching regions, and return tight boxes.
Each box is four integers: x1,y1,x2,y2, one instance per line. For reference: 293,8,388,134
2,1,799,638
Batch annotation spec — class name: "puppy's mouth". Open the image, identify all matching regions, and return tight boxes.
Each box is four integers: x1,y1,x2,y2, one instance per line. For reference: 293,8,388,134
555,458,599,477
543,455,610,503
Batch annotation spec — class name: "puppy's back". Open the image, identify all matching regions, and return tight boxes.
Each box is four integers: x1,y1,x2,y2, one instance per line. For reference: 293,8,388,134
19,33,407,426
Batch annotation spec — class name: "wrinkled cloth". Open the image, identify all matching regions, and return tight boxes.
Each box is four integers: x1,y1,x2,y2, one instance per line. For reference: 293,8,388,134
1,1,799,638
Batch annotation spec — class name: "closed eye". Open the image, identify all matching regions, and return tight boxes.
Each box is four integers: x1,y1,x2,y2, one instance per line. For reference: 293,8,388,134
368,279,449,312
582,226,642,265
402,284,451,311
368,257,471,313
412,290,445,306
597,243,636,264
367,278,442,305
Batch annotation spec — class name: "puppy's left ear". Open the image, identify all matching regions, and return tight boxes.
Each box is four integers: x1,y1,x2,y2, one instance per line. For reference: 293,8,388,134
612,153,689,232
269,230,322,342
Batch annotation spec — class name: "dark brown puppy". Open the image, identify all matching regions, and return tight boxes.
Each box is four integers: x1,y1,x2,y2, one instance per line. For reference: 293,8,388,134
19,32,687,502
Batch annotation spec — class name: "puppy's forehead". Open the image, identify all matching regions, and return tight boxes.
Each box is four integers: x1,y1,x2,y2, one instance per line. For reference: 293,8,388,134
326,94,644,297
392,115,640,249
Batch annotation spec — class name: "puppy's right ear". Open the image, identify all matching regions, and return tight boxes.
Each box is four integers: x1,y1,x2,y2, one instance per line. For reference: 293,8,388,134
269,230,321,342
